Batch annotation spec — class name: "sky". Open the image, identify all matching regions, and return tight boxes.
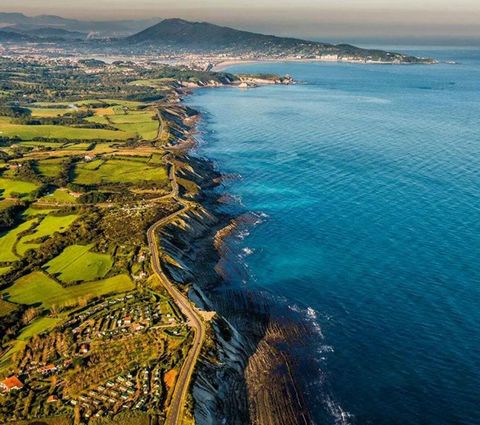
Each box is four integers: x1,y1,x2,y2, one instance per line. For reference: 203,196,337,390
1,0,480,41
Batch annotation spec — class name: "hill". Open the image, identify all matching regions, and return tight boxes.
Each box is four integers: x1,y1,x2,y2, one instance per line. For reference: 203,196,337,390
0,30,36,42
3,27,87,41
127,18,431,63
0,12,160,36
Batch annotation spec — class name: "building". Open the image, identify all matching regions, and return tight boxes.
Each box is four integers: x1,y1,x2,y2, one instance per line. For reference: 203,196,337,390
38,364,57,375
0,376,24,392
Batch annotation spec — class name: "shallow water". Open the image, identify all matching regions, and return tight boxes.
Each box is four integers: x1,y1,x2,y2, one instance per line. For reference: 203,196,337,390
188,48,480,425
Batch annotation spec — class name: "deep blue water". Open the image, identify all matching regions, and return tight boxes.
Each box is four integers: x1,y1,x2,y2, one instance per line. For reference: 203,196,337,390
187,48,480,425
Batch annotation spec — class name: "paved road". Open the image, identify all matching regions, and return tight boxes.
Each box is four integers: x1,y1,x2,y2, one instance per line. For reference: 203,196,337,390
147,162,206,425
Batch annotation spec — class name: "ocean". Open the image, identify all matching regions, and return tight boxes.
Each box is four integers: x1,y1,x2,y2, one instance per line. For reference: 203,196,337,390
187,47,480,425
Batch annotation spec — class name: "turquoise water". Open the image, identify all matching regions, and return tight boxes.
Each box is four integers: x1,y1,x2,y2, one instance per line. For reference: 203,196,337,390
188,48,480,425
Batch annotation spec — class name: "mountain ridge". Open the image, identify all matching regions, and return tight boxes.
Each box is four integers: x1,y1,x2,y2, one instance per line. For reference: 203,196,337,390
0,12,161,35
126,18,431,63
0,13,434,63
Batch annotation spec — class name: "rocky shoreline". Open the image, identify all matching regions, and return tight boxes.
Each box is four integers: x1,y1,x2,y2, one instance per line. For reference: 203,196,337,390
158,92,314,424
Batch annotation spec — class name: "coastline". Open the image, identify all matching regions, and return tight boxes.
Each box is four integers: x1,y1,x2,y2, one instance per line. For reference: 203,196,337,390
175,47,480,425
212,55,436,71
160,87,314,424
212,57,341,71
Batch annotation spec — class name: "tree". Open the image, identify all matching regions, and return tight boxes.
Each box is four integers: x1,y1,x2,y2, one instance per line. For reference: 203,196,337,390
21,307,39,325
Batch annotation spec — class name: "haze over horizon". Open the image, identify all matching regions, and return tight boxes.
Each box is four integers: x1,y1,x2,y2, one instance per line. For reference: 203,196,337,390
1,0,480,43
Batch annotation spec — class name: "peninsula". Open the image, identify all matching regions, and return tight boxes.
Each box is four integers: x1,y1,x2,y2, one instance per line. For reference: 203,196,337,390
0,14,435,65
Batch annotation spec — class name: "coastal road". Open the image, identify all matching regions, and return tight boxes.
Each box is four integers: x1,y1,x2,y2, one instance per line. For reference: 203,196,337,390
147,161,206,425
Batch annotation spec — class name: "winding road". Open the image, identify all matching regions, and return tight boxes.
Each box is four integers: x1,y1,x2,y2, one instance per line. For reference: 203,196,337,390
147,160,206,425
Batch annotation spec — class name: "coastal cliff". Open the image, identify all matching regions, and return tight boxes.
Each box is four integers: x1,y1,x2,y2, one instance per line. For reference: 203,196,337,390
155,105,314,424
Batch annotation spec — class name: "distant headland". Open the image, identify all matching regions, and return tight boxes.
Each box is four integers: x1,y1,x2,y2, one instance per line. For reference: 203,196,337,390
0,13,436,65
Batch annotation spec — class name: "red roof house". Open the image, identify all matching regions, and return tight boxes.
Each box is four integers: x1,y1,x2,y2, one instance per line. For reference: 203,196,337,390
0,376,23,392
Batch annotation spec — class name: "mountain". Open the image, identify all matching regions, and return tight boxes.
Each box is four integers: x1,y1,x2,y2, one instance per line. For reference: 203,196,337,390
6,27,87,41
0,12,160,36
128,18,332,50
0,29,36,42
0,12,32,26
127,18,430,63
0,13,433,63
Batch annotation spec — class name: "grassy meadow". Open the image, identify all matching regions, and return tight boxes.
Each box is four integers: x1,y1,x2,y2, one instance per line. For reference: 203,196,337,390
0,219,36,262
87,109,159,140
46,244,113,283
18,317,61,340
29,107,76,117
0,117,131,141
0,177,39,199
0,299,18,317
16,214,78,256
73,157,168,186
3,271,134,309
36,157,66,178
39,188,78,204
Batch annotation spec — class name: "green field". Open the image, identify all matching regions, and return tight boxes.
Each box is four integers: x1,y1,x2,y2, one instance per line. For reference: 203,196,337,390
3,271,134,309
86,109,158,140
39,188,77,204
18,316,61,340
73,157,168,186
17,140,65,149
62,142,93,151
0,199,17,211
0,316,61,374
46,244,113,283
16,214,78,256
86,115,110,125
34,100,102,108
0,177,40,200
106,111,153,123
111,121,158,141
0,117,131,140
91,142,118,154
0,299,17,317
3,272,65,308
0,219,36,262
36,157,65,178
148,153,165,165
0,266,11,276
129,78,174,89
23,206,55,216
29,107,75,117
0,341,26,373
34,99,144,109
37,157,65,177
100,99,145,108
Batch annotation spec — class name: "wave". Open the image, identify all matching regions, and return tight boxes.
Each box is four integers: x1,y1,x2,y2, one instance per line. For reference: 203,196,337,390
286,303,354,424
242,247,254,256
325,394,354,425
289,304,325,339
236,229,250,240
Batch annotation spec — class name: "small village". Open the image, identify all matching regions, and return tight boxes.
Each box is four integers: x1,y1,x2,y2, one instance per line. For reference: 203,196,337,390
0,288,189,423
